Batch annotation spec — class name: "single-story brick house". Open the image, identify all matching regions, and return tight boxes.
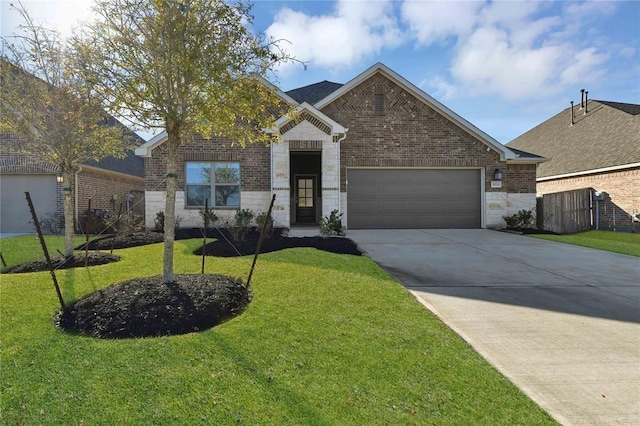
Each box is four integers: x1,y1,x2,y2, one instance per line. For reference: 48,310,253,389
0,130,145,234
136,63,545,230
508,95,640,229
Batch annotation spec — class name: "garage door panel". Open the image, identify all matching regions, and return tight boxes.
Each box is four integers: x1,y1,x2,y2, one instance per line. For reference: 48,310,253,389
0,174,57,233
347,169,481,229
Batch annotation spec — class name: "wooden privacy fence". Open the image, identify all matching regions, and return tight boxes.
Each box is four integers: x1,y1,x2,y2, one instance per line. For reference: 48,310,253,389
537,188,593,234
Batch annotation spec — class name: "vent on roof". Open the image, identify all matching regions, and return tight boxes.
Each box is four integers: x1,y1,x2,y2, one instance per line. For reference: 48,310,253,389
570,101,575,125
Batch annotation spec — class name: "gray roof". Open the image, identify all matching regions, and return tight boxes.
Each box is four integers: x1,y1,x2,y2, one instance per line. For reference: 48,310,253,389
286,80,343,105
83,116,144,177
507,99,640,178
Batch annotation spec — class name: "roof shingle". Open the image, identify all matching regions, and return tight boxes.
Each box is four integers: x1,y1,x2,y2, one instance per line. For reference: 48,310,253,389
285,80,343,105
507,100,640,178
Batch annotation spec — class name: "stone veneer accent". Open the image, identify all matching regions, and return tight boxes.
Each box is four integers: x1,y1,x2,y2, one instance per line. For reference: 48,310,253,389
485,192,537,229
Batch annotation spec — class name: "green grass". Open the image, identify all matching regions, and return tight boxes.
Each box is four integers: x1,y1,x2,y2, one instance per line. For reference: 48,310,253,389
0,234,87,269
531,230,640,257
0,238,556,425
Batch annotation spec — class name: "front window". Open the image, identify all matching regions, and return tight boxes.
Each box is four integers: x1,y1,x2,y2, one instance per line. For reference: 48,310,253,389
186,161,240,207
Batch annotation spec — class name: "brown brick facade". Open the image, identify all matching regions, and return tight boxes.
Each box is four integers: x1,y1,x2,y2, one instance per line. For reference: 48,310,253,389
538,168,640,228
146,135,270,192
319,74,537,193
76,169,145,215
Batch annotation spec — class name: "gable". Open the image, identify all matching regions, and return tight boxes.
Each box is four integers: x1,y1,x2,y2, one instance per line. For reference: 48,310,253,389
315,63,522,161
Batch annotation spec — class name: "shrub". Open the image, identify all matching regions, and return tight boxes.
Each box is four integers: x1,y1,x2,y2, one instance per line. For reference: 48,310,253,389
39,212,64,235
503,209,535,229
199,208,218,228
255,211,274,237
154,211,183,232
320,210,344,237
79,209,115,235
113,213,145,236
228,209,254,241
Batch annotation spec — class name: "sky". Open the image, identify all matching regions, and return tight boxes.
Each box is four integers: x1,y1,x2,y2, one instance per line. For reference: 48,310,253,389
1,0,639,144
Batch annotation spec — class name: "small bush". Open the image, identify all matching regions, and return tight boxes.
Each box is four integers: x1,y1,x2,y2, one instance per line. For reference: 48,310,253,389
199,208,218,228
154,211,183,232
503,209,535,229
255,211,274,237
113,213,145,236
79,209,115,235
39,212,64,235
228,209,254,241
320,210,344,237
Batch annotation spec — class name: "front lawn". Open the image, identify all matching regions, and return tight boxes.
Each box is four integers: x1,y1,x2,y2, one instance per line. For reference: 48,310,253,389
531,230,640,257
0,239,555,424
0,234,87,270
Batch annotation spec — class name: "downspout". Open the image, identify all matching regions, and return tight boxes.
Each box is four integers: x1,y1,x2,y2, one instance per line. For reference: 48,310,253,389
336,131,348,222
75,165,83,231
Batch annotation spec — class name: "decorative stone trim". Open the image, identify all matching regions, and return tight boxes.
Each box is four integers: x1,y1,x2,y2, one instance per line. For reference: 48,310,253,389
272,187,290,191
280,112,332,135
322,187,339,191
289,140,322,151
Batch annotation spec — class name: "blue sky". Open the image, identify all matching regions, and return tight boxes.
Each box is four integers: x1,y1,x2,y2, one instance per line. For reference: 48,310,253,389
2,0,639,143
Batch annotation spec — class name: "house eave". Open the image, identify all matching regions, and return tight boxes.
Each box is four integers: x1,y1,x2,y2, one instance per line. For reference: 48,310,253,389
506,156,549,165
135,131,168,157
537,162,640,181
80,164,146,184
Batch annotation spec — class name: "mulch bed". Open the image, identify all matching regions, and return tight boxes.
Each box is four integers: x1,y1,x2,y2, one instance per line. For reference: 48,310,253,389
56,274,250,338
4,252,121,274
10,229,361,338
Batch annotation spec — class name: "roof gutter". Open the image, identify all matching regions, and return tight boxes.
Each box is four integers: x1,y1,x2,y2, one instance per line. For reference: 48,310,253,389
538,162,640,181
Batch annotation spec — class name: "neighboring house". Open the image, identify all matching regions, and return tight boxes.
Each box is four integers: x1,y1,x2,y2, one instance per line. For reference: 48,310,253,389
136,62,545,230
0,126,145,234
508,96,640,229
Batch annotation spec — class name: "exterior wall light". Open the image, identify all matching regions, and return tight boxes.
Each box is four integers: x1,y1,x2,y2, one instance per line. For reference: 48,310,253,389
493,168,503,181
56,175,64,184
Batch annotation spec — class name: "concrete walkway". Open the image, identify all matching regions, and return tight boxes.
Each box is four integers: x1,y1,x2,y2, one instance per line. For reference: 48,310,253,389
347,229,640,425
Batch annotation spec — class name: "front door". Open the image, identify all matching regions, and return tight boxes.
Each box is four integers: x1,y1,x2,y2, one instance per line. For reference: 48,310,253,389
295,176,316,223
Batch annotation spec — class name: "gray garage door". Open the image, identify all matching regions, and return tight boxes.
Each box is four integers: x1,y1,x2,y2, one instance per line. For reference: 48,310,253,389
0,174,57,233
347,169,481,229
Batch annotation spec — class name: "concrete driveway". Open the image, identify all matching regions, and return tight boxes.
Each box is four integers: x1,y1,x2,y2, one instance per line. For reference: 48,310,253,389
347,229,640,425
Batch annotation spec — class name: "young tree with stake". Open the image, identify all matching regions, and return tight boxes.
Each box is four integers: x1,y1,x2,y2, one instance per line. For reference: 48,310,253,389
0,2,131,257
75,0,296,284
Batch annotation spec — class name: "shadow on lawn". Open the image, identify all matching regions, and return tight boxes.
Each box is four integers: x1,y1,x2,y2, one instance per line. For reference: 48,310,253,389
206,332,332,424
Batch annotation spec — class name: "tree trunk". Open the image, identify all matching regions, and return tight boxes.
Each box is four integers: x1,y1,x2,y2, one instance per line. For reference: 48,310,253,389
62,169,75,257
163,133,179,284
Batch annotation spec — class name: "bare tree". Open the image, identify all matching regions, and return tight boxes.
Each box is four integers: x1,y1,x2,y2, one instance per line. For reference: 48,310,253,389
0,2,131,257
75,0,296,283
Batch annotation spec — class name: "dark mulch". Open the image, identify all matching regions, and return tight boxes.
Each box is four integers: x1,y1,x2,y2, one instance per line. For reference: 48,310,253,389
196,233,363,257
504,227,559,235
56,274,250,338
77,232,164,251
4,252,121,274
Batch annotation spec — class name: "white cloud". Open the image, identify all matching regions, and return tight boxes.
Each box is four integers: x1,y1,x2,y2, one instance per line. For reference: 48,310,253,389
450,26,564,100
266,0,402,72
407,0,616,101
1,0,93,37
400,0,481,45
265,0,402,72
560,47,608,84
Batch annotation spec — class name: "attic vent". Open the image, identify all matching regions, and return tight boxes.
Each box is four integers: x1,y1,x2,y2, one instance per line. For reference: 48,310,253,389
374,94,384,114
